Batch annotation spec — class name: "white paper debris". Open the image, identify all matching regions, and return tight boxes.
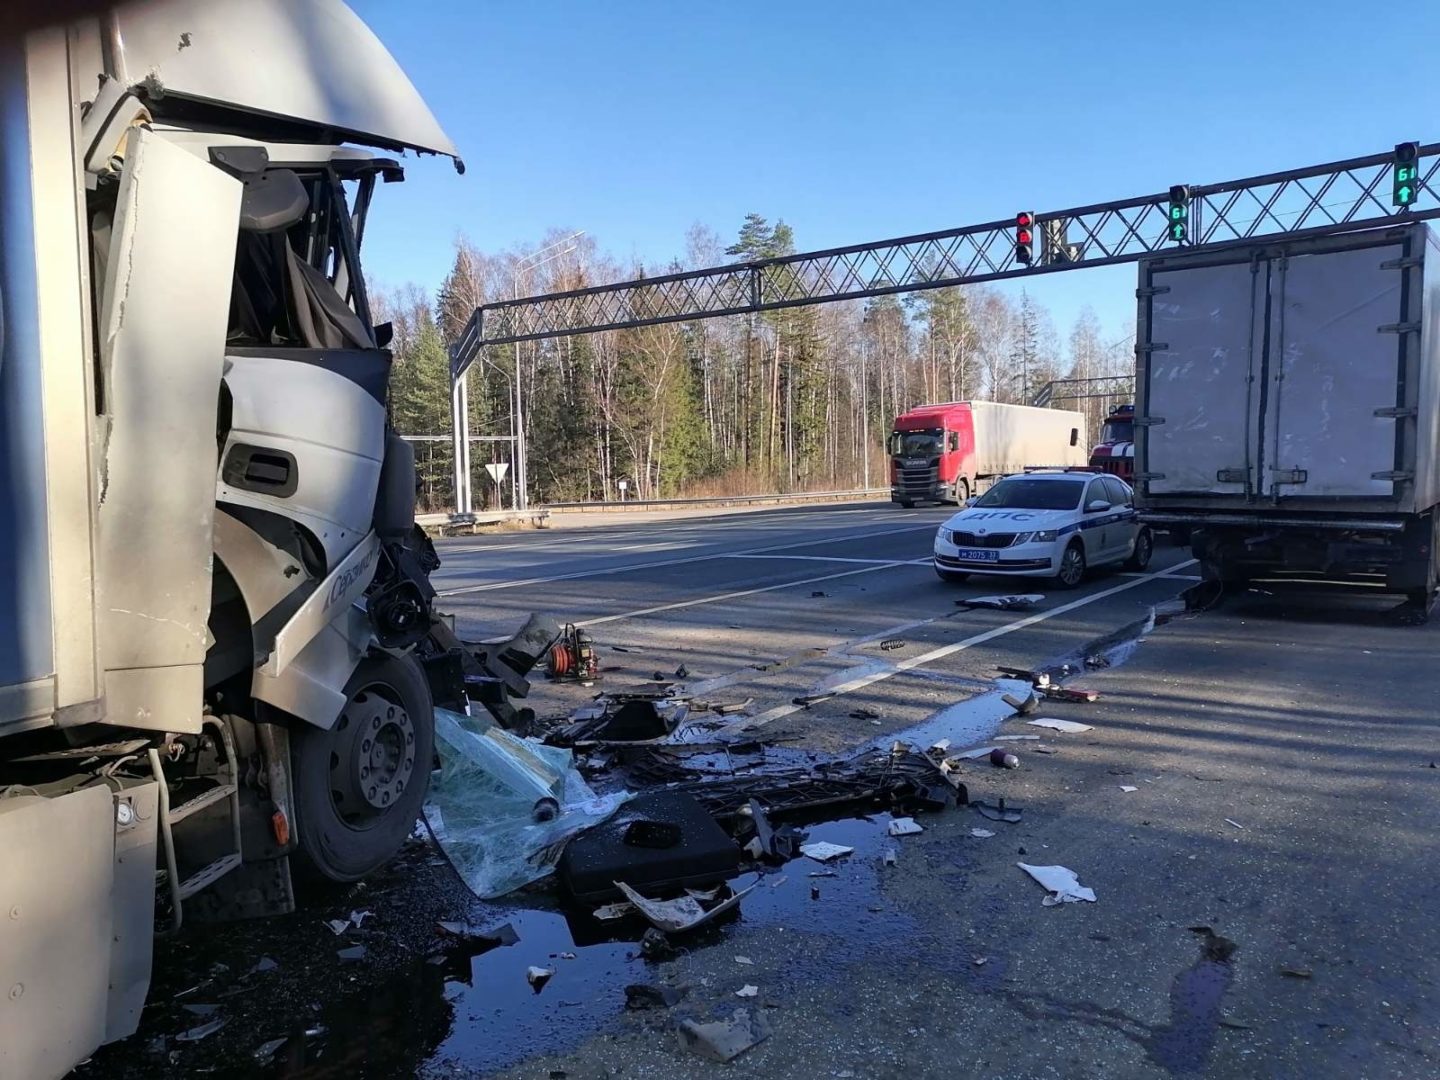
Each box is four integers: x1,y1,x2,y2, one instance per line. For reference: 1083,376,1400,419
614,879,758,934
349,909,374,928
1119,785,1138,793
970,828,996,838
887,817,924,836
930,739,952,752
734,956,754,966
592,902,634,921
1017,863,1097,906
735,984,759,998
800,841,855,862
956,746,999,760
1025,717,1094,733
526,965,554,989
993,734,1042,741
324,919,350,935
1225,818,1244,830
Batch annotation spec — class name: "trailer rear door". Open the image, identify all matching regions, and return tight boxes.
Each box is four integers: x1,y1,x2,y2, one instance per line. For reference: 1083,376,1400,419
1143,261,1263,495
1261,243,1405,497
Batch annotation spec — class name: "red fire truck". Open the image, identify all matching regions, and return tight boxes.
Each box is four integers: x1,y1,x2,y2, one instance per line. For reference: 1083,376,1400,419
1088,403,1135,481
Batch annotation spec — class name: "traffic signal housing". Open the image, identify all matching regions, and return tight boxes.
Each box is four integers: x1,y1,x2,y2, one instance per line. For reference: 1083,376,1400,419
1015,212,1035,265
1168,185,1190,243
1394,142,1420,208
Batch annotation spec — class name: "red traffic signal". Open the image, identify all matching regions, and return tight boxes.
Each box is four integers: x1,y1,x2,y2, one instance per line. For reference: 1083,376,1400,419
1015,211,1035,265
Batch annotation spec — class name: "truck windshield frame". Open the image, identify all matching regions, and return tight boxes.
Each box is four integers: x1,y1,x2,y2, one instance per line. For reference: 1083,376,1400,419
890,428,944,457
1100,419,1134,444
972,477,1085,511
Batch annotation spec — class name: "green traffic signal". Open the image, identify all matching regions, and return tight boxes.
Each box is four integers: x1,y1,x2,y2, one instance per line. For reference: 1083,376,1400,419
1394,143,1420,208
1168,184,1190,243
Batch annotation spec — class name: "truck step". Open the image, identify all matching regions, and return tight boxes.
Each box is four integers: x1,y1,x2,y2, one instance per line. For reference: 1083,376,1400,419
177,854,243,901
166,781,239,826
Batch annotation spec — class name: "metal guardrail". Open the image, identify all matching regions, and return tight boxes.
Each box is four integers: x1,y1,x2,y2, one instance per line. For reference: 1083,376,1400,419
542,488,890,512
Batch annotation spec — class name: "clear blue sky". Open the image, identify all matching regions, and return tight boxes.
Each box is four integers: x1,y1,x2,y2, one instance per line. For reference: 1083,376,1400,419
351,0,1440,348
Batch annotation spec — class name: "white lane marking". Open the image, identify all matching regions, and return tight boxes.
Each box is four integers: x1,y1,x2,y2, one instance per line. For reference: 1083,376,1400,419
1120,571,1200,580
576,560,922,628
721,554,918,566
743,559,1199,728
437,523,937,596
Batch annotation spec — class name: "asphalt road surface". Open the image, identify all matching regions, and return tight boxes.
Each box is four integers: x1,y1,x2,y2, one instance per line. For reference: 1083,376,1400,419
83,501,1440,1080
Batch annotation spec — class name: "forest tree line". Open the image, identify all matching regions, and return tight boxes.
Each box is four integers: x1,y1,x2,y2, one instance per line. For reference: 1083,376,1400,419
374,217,1134,510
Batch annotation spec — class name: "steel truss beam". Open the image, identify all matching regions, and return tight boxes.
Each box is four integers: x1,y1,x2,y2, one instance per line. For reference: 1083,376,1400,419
452,141,1440,377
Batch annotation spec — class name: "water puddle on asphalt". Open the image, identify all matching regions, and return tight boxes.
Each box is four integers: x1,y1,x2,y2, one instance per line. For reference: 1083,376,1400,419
1145,930,1238,1075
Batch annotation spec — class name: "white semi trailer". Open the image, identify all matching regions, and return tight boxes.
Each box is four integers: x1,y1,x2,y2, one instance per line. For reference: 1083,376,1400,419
0,4,552,1076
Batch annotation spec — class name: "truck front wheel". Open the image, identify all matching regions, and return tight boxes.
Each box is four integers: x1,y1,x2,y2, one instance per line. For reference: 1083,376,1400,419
292,652,435,882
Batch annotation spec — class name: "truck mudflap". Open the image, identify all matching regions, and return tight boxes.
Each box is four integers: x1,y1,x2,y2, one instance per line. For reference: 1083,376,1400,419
0,780,159,1078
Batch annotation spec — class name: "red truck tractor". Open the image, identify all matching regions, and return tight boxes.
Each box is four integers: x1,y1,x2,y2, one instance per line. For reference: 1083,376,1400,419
1088,403,1135,481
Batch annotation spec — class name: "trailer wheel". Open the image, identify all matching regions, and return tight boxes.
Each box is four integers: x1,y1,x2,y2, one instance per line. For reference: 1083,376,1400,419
1053,541,1087,589
292,652,435,882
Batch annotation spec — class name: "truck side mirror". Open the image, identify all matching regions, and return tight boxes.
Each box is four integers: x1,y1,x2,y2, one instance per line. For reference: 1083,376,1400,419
1070,428,1079,447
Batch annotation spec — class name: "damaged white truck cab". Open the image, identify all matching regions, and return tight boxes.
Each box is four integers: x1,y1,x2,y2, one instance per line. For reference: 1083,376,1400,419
0,3,504,1077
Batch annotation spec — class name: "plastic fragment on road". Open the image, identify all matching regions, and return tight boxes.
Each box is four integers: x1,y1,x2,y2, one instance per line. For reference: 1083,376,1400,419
799,840,855,862
734,956,754,965
1225,818,1245,830
975,799,1023,823
592,902,635,921
175,1017,227,1043
956,746,999,760
625,983,684,1010
1120,785,1138,793
970,828,996,838
324,919,350,935
887,817,924,836
252,1037,287,1064
993,734,1041,741
1017,863,1097,906
613,878,758,934
336,945,366,962
527,966,554,991
677,1008,772,1063
1026,717,1094,733
955,594,1045,610
1002,692,1040,716
735,984,759,998
424,708,629,899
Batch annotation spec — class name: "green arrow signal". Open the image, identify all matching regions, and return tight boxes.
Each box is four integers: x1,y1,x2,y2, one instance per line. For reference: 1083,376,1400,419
1399,184,1414,205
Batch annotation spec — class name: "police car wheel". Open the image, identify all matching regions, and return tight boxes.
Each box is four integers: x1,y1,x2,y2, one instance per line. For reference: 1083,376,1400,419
1054,542,1087,589
1126,529,1154,571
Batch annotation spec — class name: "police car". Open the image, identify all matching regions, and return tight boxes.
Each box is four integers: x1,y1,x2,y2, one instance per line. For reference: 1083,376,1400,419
933,470,1153,588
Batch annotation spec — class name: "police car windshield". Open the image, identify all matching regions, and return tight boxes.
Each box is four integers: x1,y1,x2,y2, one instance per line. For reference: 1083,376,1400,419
972,478,1083,511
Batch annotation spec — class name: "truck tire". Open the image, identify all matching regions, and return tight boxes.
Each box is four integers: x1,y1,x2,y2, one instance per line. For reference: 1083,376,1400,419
955,479,970,506
292,652,435,882
1053,541,1087,589
899,500,915,509
1125,528,1154,571
935,567,970,584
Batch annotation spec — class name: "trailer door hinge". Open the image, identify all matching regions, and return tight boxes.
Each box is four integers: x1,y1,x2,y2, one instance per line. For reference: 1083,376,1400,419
1135,285,1171,298
1375,406,1418,418
1136,342,1169,353
1134,416,1165,427
1216,468,1249,484
1270,469,1308,485
1378,321,1422,335
1372,470,1413,481
1381,255,1423,270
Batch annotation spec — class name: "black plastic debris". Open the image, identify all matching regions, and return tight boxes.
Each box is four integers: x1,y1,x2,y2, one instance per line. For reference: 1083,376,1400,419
742,798,808,863
252,1037,288,1065
625,983,685,1010
250,956,279,975
559,792,741,902
548,694,687,746
974,798,1023,823
879,639,904,651
791,692,834,708
639,928,675,960
337,945,367,962
675,664,689,678
850,707,881,721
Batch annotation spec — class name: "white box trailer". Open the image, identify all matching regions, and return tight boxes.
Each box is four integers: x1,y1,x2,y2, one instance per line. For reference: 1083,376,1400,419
1134,223,1440,606
968,401,1088,478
